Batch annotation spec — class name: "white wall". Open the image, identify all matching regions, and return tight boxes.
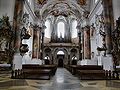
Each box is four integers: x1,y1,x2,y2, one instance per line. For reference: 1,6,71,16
79,0,104,65
89,1,103,58
22,54,42,65
0,0,15,22
112,0,120,22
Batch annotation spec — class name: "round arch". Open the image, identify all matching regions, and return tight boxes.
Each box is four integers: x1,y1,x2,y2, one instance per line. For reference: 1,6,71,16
70,48,79,64
43,47,52,63
53,48,68,65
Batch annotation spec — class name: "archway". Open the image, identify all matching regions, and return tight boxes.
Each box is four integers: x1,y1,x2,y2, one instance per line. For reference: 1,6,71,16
57,51,65,67
44,55,50,65
70,48,79,64
71,56,77,65
43,47,52,64
53,48,68,66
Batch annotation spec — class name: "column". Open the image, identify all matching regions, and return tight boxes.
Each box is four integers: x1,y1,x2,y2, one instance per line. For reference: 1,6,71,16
83,26,91,59
81,28,84,60
40,25,46,60
13,0,24,70
38,28,41,59
32,25,39,58
40,31,44,60
77,25,82,60
102,0,114,54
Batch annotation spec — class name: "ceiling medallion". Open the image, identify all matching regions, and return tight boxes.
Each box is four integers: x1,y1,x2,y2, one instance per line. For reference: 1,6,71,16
51,10,70,17
78,0,86,5
36,0,47,5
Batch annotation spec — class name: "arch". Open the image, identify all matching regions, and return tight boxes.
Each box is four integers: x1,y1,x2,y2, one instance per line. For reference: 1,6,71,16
53,48,68,65
70,48,79,64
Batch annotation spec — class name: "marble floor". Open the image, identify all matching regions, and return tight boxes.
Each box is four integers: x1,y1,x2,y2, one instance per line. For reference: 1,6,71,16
0,68,120,90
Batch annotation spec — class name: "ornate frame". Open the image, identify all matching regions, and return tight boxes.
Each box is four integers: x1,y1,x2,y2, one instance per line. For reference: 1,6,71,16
0,16,14,64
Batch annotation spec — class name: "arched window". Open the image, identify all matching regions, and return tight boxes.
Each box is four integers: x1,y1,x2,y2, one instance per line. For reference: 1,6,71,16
72,20,77,38
72,56,77,60
27,0,31,5
95,0,98,3
44,56,50,60
45,20,51,38
57,51,64,55
57,22,65,38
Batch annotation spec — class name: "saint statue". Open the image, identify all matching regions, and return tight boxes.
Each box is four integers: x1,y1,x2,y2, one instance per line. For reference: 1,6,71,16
0,38,6,51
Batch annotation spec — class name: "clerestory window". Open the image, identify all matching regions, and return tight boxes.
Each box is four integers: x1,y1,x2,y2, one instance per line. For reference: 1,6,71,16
45,20,51,38
72,20,77,38
57,22,65,38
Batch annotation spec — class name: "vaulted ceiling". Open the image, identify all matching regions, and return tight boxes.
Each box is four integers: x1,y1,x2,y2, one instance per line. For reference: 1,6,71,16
34,0,91,21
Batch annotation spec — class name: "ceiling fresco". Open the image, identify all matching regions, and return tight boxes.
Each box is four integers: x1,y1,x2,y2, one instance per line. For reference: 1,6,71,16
34,0,90,20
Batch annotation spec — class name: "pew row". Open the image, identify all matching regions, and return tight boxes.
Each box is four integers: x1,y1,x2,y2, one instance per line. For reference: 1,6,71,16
68,65,106,80
11,64,57,80
22,64,57,80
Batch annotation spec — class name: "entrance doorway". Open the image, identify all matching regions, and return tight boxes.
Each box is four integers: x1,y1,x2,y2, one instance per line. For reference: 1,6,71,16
57,51,65,67
58,58,63,67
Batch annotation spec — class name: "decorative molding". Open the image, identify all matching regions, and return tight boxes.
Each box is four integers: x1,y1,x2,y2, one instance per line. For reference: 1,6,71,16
24,0,36,20
88,0,102,19
112,17,120,65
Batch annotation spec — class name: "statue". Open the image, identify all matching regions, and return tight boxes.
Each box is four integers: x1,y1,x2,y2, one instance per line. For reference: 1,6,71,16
0,15,12,31
95,13,107,56
0,38,6,51
112,17,120,66
79,0,86,5
0,15,14,64
20,27,31,39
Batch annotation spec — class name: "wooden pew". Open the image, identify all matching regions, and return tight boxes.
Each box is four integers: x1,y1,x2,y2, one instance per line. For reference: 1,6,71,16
22,64,57,80
23,69,51,80
70,65,106,79
77,70,105,79
70,65,103,74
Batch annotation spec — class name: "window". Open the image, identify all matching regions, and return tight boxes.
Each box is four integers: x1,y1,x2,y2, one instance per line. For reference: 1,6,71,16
44,56,50,59
72,56,77,60
57,51,64,55
45,20,51,38
95,0,98,3
57,22,65,38
72,20,77,38
27,0,31,5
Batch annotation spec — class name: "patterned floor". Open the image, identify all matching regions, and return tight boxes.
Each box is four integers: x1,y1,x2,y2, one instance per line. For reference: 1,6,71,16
0,68,120,90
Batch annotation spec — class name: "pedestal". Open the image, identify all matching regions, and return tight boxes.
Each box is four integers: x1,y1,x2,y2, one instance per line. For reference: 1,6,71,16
102,54,113,70
13,53,22,70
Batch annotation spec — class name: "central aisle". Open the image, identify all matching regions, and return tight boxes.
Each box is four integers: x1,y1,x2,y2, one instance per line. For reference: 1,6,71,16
40,68,82,90
0,68,120,90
